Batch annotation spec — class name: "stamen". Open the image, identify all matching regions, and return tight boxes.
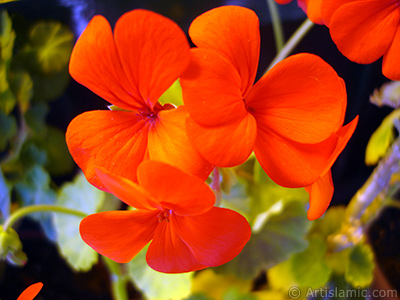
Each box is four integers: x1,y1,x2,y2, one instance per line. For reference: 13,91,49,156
157,209,172,223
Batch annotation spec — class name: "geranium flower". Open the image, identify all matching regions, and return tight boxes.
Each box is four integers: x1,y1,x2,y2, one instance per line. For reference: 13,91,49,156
321,0,400,80
17,282,43,300
80,161,251,273
66,9,212,191
274,0,324,24
180,5,357,190
305,117,358,220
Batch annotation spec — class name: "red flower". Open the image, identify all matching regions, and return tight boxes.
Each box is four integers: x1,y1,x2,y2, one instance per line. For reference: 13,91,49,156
66,10,213,191
17,283,43,300
180,6,356,190
322,0,400,80
305,118,358,220
274,0,324,24
80,161,251,273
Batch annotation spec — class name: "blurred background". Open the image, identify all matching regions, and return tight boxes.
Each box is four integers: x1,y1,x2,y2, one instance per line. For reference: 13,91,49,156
0,0,397,299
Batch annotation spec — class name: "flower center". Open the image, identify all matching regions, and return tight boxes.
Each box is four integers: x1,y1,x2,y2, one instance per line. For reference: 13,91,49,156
157,209,172,223
136,102,176,124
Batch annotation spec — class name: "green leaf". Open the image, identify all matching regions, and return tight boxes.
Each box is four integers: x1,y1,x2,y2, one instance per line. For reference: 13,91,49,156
184,294,213,300
18,141,47,169
291,236,332,288
54,172,119,272
9,70,33,113
127,245,193,300
27,21,74,74
222,288,258,300
0,10,15,63
0,226,27,266
34,126,74,176
31,68,70,102
251,161,309,220
14,165,57,241
345,243,374,288
24,102,49,133
214,200,311,279
0,74,16,115
309,206,346,239
0,110,17,151
158,79,183,107
365,109,400,165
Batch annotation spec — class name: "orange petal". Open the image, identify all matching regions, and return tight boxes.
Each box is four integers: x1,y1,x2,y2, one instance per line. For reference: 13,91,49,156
95,167,157,210
321,0,349,26
188,6,260,96
136,161,215,216
319,116,359,176
114,10,190,109
306,171,334,220
172,207,251,267
255,130,334,188
69,15,143,111
180,48,246,127
147,106,214,180
329,1,400,64
299,0,324,24
80,210,158,263
383,25,400,81
146,221,207,273
247,53,346,144
254,117,357,188
66,111,149,190
186,113,257,167
17,282,43,300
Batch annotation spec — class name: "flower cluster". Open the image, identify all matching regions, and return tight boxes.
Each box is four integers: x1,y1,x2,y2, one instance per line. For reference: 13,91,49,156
278,0,400,80
66,5,358,272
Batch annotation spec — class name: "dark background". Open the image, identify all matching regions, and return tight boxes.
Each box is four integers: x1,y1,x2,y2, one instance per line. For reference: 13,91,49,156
0,0,396,299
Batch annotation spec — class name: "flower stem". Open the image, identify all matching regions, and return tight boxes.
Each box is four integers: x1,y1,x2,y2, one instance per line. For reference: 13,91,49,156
267,18,314,71
102,257,129,300
2,205,129,300
211,167,222,206
346,137,400,222
267,0,285,53
2,204,87,232
329,137,400,251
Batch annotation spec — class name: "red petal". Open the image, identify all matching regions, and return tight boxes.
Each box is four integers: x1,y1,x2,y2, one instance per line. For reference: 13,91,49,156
321,0,350,26
80,210,158,263
136,161,215,216
146,221,207,273
69,15,143,111
114,10,190,109
254,117,357,188
172,207,251,267
66,111,149,191
147,106,214,180
247,53,346,144
186,113,257,167
383,24,400,80
329,1,400,64
299,0,324,24
275,0,293,4
95,167,157,210
319,116,359,176
188,6,260,96
181,49,246,127
306,171,334,220
17,282,43,300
